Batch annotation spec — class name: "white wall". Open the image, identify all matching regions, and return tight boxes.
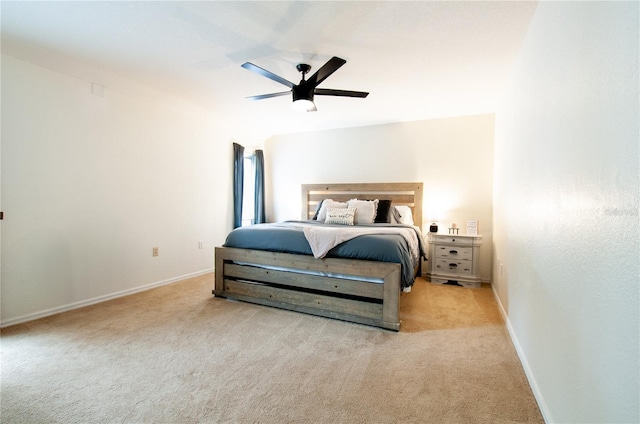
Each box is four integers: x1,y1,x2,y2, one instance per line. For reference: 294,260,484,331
493,2,639,423
1,54,233,326
264,114,495,281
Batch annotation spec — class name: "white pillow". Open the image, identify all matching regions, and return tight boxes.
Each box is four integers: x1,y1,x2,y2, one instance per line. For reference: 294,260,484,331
391,205,414,225
325,207,356,225
317,199,348,222
346,199,378,224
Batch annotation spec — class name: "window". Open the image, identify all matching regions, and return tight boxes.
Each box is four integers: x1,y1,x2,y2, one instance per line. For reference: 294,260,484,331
241,153,255,227
233,143,264,228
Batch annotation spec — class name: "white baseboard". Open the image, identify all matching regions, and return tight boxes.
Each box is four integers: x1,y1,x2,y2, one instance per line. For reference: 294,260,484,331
490,285,551,423
0,268,214,328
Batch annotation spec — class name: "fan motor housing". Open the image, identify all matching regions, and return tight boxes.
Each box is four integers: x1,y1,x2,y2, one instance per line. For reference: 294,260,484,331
292,83,314,101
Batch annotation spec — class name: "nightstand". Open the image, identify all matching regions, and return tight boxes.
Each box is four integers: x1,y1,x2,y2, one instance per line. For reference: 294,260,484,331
426,233,483,288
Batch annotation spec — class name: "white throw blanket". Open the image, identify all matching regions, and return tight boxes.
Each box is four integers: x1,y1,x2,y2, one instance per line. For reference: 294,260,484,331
298,224,420,260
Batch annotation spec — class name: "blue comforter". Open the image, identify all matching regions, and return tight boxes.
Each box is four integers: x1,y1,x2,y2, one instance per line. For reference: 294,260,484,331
222,221,426,288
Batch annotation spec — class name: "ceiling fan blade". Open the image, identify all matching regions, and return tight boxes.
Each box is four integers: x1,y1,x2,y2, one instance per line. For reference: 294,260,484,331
241,62,295,88
314,88,369,98
308,56,346,87
246,91,291,101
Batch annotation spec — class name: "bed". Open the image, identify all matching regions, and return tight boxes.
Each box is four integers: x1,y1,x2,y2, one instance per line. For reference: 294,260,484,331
213,182,425,331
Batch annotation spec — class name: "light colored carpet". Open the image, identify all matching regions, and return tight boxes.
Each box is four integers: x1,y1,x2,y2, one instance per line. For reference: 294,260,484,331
1,274,543,423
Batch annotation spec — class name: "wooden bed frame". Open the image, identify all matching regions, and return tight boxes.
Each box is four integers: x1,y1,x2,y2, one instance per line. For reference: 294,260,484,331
214,182,423,331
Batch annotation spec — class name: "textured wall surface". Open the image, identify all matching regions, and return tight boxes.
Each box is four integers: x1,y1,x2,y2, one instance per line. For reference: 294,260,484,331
1,54,231,325
493,2,639,422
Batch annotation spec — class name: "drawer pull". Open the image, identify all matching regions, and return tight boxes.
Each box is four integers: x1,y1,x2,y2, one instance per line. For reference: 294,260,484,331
449,263,458,267
449,250,458,254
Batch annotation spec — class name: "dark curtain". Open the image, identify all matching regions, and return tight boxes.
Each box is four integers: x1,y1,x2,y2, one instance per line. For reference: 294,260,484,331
254,149,266,224
233,142,244,228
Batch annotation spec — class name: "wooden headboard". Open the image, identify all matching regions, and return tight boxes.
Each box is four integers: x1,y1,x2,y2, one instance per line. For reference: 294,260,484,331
301,182,424,230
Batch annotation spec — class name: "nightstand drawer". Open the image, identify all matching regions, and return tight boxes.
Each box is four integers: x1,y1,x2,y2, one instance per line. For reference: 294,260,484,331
434,258,473,275
430,236,474,245
434,246,473,260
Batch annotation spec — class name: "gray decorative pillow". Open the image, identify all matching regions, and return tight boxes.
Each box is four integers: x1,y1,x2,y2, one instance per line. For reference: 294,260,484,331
325,207,356,225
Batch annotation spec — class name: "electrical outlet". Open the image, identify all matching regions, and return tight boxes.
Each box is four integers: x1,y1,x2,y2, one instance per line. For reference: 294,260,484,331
152,247,159,257
198,241,204,249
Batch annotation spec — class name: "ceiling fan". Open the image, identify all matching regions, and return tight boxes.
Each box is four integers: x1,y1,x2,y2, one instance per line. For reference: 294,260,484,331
241,56,369,112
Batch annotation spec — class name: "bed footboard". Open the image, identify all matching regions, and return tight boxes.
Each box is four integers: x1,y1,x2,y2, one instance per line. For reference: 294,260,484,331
214,247,402,331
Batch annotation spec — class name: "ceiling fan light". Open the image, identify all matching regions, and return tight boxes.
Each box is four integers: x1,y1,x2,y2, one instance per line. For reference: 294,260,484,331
292,99,315,112
292,84,316,111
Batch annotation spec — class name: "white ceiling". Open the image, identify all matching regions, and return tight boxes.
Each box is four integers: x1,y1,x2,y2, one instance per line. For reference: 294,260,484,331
1,1,537,140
